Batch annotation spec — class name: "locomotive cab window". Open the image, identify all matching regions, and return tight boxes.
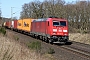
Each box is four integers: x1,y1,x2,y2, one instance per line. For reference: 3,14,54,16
60,21,66,26
53,21,60,26
53,21,66,26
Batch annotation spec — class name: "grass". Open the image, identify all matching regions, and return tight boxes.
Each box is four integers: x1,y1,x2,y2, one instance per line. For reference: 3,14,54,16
27,41,41,53
1,48,13,60
0,36,45,60
0,28,54,60
48,48,55,54
69,33,90,44
0,27,6,36
14,36,19,41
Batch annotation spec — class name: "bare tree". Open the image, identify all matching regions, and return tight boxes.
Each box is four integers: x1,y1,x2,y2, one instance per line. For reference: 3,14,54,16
20,0,90,33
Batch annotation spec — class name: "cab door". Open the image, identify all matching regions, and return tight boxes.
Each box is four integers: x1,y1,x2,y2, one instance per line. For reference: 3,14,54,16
45,21,49,34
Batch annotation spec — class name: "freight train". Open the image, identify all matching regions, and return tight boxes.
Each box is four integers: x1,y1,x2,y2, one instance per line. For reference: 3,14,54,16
3,17,69,44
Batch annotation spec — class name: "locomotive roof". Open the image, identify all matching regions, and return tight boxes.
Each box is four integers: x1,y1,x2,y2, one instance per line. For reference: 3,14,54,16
33,18,48,22
32,17,66,22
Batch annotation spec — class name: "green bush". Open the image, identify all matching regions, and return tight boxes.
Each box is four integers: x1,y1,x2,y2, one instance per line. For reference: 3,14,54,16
0,27,6,35
79,30,88,34
48,48,55,54
83,30,88,34
27,41,41,53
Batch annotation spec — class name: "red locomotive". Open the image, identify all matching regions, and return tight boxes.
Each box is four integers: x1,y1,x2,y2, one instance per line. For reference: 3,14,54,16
30,17,69,44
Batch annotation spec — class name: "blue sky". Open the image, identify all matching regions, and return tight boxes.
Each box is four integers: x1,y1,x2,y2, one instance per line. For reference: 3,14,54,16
0,0,77,19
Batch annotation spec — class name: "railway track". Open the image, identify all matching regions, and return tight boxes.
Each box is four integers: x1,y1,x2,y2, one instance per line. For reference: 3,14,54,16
43,41,90,60
60,45,90,59
36,37,90,59
40,38,90,59
6,29,90,60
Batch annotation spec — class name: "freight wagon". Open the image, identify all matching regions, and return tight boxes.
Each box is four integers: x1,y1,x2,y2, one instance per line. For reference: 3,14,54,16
17,18,34,34
4,21,11,29
22,18,34,34
13,20,18,31
17,19,23,32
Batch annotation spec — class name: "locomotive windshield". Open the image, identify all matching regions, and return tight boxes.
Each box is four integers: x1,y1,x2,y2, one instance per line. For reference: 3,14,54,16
60,21,66,26
53,21,66,26
53,21,60,26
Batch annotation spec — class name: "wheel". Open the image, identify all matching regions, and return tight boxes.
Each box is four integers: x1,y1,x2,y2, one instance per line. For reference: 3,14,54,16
42,36,45,42
45,37,49,43
49,38,53,44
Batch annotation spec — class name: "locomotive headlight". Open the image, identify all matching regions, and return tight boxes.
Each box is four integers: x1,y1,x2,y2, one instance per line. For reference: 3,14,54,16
53,29,57,32
53,32,56,34
64,34,67,35
63,30,67,32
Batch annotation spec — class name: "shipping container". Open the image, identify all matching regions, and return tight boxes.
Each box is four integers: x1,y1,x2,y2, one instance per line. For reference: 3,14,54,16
8,21,12,28
3,22,6,27
5,21,9,28
11,20,14,28
22,18,33,32
14,20,18,29
17,19,23,30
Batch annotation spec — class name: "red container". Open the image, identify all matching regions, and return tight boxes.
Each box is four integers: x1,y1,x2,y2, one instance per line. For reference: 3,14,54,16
8,21,12,28
14,20,18,29
11,20,14,28
6,21,9,28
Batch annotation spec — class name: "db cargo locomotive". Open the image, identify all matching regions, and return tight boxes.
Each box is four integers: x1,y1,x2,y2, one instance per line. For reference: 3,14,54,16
3,17,69,44
30,17,68,44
